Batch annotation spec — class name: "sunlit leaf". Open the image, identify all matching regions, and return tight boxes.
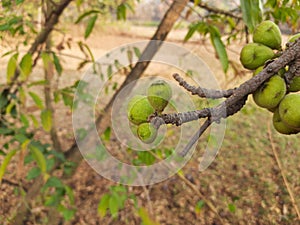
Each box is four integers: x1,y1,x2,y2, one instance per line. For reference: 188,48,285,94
52,53,63,76
41,109,52,132
29,143,47,173
240,0,263,33
19,53,32,80
29,91,44,109
85,15,97,39
0,149,17,183
6,53,18,84
98,194,110,218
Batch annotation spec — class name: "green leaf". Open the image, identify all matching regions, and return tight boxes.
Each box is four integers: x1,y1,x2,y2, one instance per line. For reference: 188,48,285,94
0,149,17,183
26,167,41,180
85,15,97,39
195,200,205,213
20,113,29,127
44,176,64,189
41,52,52,71
109,195,119,218
61,92,73,108
29,115,39,128
6,53,18,84
138,207,160,225
240,0,263,33
19,53,32,80
98,194,110,218
228,203,236,213
102,127,111,141
133,47,141,58
41,109,52,132
209,27,229,73
29,143,47,173
61,208,76,221
0,127,14,135
117,3,127,20
184,22,207,41
65,185,75,204
29,91,44,109
107,65,113,79
52,53,63,76
75,10,100,24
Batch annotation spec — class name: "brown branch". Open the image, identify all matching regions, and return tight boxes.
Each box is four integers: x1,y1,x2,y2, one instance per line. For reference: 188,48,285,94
190,0,242,19
173,73,236,98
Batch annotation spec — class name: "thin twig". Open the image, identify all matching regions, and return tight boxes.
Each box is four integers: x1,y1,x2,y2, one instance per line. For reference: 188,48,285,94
267,123,300,220
173,73,236,98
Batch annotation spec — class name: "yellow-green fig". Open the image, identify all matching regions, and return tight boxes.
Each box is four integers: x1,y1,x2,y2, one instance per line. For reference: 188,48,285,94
253,75,286,109
253,20,282,50
137,123,157,143
288,76,300,92
288,33,300,43
279,93,300,129
240,43,275,70
253,66,264,76
147,80,172,112
127,95,155,125
272,108,299,135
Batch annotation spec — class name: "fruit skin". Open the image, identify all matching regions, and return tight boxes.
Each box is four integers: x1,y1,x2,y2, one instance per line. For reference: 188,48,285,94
240,43,275,70
288,76,300,92
137,123,157,143
288,33,300,43
253,66,264,76
127,95,155,125
279,93,300,129
272,108,299,135
147,80,172,112
253,20,282,50
253,75,286,109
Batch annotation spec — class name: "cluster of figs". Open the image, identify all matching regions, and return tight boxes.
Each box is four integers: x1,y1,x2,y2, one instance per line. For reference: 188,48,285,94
127,80,172,143
240,20,300,135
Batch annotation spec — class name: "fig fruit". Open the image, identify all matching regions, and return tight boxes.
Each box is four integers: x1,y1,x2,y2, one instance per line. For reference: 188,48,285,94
147,80,172,112
288,76,300,92
253,20,282,50
272,108,299,135
288,33,300,43
253,75,286,109
127,95,155,125
240,43,274,70
137,123,157,143
279,93,300,129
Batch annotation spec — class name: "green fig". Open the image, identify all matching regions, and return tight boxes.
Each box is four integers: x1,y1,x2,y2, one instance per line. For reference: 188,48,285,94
127,95,155,125
147,80,172,112
288,76,300,92
279,93,300,129
253,20,282,50
253,75,286,109
240,43,275,70
253,66,264,76
272,108,299,135
288,33,300,43
137,123,157,143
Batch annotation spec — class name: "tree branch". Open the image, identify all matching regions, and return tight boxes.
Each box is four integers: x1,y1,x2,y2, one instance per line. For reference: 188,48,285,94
190,0,242,19
173,73,236,98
